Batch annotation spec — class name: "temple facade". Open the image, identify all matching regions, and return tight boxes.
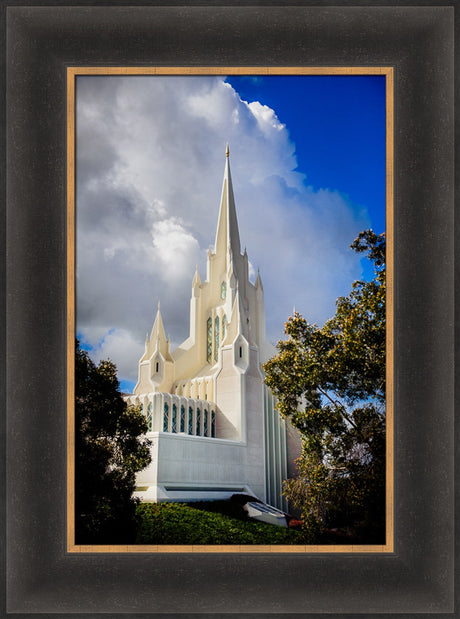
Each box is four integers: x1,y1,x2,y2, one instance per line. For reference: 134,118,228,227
125,147,300,509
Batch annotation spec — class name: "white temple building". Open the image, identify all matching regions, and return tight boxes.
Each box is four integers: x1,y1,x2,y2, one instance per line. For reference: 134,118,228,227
125,147,300,510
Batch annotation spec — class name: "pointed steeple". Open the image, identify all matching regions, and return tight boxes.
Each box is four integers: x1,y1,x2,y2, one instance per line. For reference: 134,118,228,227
192,265,201,288
255,268,263,291
223,283,251,344
150,301,167,345
214,145,241,262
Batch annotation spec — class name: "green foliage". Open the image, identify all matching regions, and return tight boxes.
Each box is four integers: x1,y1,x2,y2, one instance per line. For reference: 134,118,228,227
75,341,152,544
135,502,305,545
264,230,386,544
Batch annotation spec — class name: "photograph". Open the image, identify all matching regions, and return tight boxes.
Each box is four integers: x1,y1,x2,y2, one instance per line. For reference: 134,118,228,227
71,70,390,550
5,3,454,614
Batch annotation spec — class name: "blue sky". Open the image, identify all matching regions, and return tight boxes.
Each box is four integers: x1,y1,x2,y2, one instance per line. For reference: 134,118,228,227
76,74,386,393
225,75,386,234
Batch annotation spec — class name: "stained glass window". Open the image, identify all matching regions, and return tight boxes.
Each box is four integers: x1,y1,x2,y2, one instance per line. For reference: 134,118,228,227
211,410,216,438
180,405,185,432
203,409,208,436
222,314,227,340
207,317,212,363
196,408,201,436
163,403,169,432
214,316,220,361
221,281,227,299
172,403,177,433
147,402,153,432
188,407,193,434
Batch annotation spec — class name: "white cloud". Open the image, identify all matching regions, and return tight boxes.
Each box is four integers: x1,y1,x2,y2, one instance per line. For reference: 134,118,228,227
151,217,201,282
247,101,285,133
76,75,369,385
79,327,142,383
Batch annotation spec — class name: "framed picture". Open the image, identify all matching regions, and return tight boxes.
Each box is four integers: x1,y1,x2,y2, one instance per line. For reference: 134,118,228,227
4,3,454,615
68,66,392,554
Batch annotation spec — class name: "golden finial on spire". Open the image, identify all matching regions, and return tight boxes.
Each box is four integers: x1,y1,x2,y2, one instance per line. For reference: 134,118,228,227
226,143,229,157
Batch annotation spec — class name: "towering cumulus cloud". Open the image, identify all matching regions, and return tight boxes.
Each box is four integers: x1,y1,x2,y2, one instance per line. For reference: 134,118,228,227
76,76,368,385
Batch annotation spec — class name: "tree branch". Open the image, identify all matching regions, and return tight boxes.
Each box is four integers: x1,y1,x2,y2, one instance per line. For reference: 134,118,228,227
317,386,358,430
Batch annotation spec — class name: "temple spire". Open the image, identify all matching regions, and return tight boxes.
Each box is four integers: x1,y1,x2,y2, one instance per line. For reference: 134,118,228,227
150,302,166,345
214,145,241,262
255,268,263,290
192,264,201,288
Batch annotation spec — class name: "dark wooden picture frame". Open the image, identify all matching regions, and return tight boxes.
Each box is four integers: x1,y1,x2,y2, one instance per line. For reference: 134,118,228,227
4,4,455,614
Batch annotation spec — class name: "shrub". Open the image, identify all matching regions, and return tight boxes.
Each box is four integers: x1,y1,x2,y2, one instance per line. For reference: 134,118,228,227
135,502,306,545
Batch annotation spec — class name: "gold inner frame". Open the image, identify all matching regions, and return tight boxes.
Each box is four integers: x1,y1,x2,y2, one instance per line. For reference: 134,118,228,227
67,66,394,554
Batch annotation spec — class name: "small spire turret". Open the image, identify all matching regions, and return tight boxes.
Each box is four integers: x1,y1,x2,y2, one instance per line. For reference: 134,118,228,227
150,302,166,345
192,265,201,288
255,268,263,291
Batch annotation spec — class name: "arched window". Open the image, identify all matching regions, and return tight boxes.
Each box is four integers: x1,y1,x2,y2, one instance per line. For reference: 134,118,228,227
203,409,208,436
214,316,220,362
222,314,227,340
163,403,169,432
211,410,216,438
221,281,227,299
147,402,153,432
180,405,185,433
206,317,212,363
172,403,177,433
196,408,201,436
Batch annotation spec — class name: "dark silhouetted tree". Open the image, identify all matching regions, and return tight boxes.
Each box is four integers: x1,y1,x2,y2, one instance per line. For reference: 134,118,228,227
75,341,151,543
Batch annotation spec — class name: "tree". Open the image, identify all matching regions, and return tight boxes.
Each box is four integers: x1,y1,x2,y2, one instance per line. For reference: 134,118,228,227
75,341,152,544
264,230,386,543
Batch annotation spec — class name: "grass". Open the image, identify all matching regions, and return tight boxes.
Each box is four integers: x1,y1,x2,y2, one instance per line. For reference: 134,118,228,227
135,502,306,545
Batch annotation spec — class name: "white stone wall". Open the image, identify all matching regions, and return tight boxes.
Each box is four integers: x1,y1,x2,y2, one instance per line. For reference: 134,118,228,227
133,431,258,502
263,386,288,511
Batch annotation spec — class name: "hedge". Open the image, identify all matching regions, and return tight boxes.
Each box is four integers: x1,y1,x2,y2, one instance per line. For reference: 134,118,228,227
135,502,306,545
